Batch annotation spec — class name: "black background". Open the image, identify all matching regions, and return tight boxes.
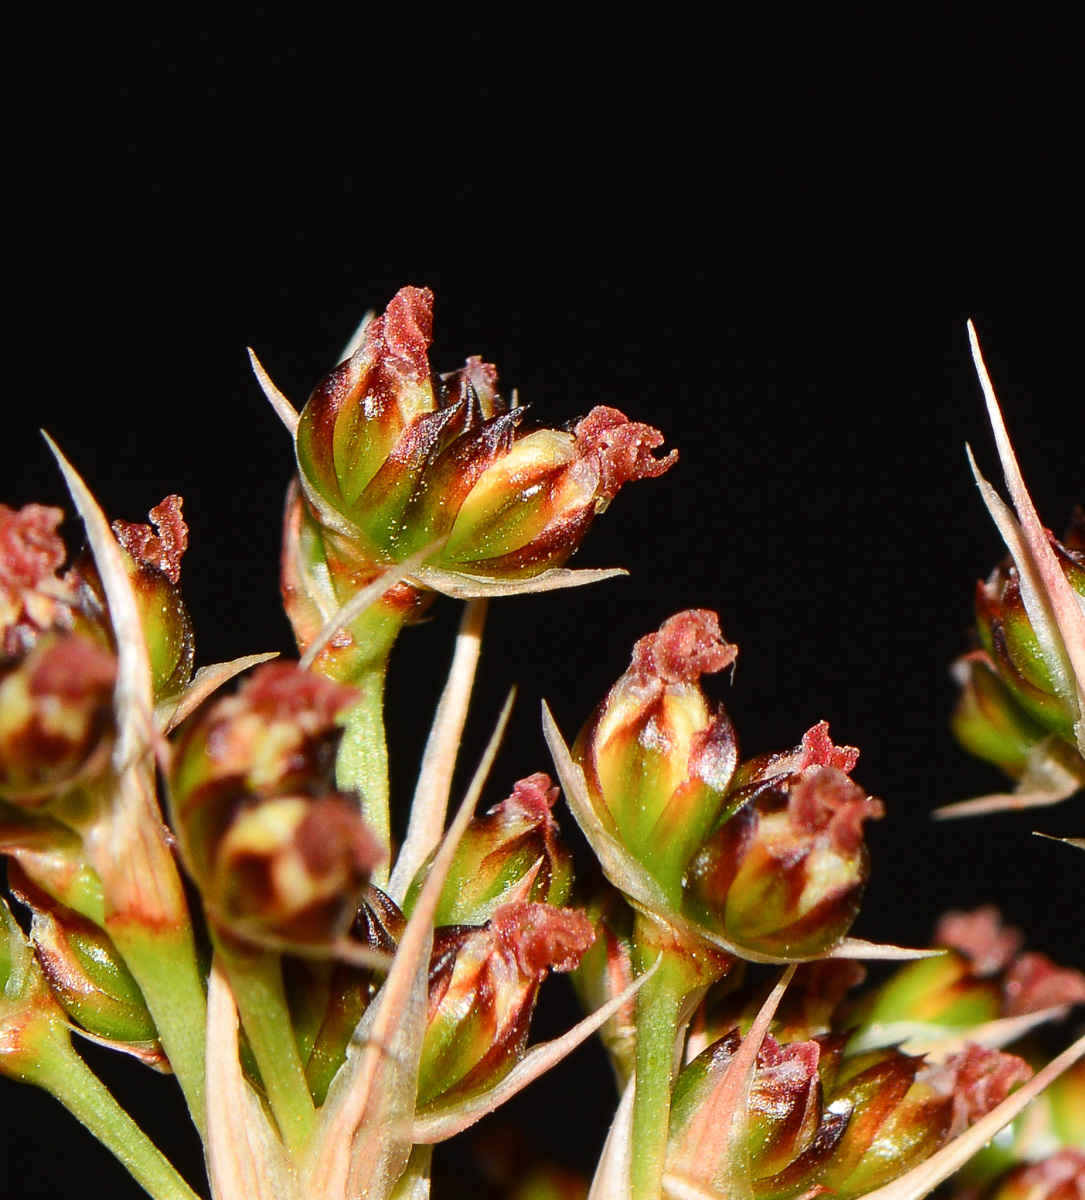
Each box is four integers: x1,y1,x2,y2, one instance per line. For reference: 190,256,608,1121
3,8,1084,1196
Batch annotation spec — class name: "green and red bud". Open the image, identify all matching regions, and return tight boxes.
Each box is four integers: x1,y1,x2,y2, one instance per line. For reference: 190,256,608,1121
416,899,594,1109
169,662,382,944
6,864,163,1067
570,883,638,1086
668,1028,836,1193
951,651,1053,779
0,631,117,805
108,495,194,701
0,893,74,1085
818,1043,1031,1197
573,609,739,898
301,886,405,1104
684,723,882,957
295,286,676,589
970,514,1085,748
405,772,574,926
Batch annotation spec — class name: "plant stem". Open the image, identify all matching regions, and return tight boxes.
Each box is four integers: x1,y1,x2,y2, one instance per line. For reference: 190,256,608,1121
215,939,316,1154
336,662,391,886
33,1030,202,1200
109,916,208,1134
629,913,732,1200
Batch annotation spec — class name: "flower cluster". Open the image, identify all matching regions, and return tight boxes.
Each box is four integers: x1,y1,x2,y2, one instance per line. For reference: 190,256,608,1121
0,296,1082,1200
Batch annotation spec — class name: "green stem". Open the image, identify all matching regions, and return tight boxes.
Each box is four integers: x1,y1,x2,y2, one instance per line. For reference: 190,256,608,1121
336,663,390,886
109,918,208,1134
215,939,316,1154
630,952,687,1200
630,913,732,1200
32,1028,202,1200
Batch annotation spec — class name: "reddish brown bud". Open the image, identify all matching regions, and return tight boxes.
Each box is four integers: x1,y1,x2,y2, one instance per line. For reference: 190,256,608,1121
168,662,377,945
989,1151,1085,1200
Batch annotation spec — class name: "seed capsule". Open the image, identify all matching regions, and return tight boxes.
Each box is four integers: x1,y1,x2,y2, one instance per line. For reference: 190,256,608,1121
684,723,882,957
404,772,574,927
417,899,594,1109
573,609,739,900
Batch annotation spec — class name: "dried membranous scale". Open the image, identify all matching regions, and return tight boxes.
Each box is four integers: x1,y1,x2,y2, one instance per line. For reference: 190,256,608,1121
403,772,574,926
5,863,163,1067
168,661,383,944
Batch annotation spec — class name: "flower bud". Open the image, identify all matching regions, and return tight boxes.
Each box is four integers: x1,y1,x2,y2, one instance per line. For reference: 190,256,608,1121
169,662,382,944
818,1043,1032,1197
7,864,163,1066
417,899,594,1109
972,513,1085,746
404,772,574,926
0,631,117,804
572,609,739,899
668,1029,838,1193
951,651,1053,778
109,495,194,701
684,723,883,957
694,959,867,1050
295,286,676,589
